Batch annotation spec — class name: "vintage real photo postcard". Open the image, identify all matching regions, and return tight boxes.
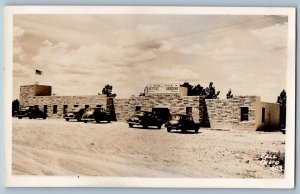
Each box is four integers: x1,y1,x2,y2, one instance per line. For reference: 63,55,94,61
4,6,295,188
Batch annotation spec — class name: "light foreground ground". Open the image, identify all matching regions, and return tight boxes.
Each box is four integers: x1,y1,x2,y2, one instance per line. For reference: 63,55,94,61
12,118,285,178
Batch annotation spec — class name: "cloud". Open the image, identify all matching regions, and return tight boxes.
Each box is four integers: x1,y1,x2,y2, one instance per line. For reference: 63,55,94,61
13,15,289,101
13,26,25,59
29,39,162,96
13,63,31,78
250,22,288,50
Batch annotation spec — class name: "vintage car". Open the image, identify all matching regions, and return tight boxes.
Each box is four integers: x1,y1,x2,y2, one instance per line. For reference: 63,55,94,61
165,114,200,133
64,108,86,121
16,106,47,119
81,107,111,123
127,111,163,129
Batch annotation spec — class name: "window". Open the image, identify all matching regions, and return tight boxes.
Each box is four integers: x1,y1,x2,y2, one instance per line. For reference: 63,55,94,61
96,105,102,107
186,107,192,115
240,107,249,121
53,105,58,114
262,108,265,123
74,105,79,107
85,105,90,109
43,105,48,113
135,106,141,111
63,105,68,114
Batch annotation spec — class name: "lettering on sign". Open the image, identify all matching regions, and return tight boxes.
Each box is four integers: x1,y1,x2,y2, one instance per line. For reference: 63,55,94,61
145,84,180,94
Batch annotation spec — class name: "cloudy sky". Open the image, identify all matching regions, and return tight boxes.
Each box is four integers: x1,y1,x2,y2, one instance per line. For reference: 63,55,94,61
13,14,288,102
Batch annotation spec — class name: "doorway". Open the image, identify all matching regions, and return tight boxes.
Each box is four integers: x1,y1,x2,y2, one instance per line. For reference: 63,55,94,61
152,107,170,123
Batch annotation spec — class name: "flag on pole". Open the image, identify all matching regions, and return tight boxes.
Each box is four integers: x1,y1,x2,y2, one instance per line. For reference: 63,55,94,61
35,69,43,75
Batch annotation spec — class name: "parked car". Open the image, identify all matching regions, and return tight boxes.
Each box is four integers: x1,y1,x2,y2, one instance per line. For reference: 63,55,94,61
127,111,163,129
64,108,86,121
165,114,199,133
81,107,111,123
16,106,47,119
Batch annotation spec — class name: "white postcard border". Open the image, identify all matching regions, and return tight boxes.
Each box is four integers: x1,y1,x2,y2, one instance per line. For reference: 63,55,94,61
4,6,296,188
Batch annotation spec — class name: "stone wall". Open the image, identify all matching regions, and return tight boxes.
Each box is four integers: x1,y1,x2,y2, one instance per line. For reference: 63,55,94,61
20,85,52,102
206,96,258,130
19,85,107,118
231,96,258,130
114,94,202,122
205,99,233,130
20,95,107,118
20,85,36,103
19,85,279,131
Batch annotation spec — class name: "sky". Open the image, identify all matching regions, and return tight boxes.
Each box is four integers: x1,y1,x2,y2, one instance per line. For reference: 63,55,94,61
13,14,288,102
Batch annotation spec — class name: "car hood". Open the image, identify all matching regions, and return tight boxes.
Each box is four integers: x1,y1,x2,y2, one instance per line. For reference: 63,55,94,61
17,110,29,114
65,113,74,116
168,120,180,125
82,112,94,117
128,116,140,121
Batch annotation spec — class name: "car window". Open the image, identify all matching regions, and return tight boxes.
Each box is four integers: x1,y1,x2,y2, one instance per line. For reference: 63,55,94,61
171,115,181,120
20,107,30,111
85,108,95,114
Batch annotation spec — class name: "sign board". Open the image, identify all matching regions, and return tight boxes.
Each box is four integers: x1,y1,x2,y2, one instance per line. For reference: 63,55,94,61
145,84,180,94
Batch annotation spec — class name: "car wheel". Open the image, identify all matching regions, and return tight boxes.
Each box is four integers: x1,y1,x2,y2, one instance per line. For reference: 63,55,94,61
282,130,286,134
143,125,148,129
107,120,110,123
29,117,32,119
96,120,100,123
43,116,46,120
167,127,171,132
84,120,87,123
18,116,22,119
66,118,69,121
129,123,133,128
77,118,81,122
195,129,199,133
157,124,162,129
181,128,187,133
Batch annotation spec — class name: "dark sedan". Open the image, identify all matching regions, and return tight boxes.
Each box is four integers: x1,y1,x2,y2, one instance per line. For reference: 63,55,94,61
64,108,86,121
16,106,47,119
81,107,111,123
165,114,199,133
127,111,163,129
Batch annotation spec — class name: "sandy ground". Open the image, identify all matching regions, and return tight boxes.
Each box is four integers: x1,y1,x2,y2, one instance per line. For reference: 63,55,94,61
12,118,285,178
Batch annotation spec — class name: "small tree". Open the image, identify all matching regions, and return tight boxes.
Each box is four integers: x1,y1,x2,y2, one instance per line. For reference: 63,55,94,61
191,84,204,96
101,84,116,98
277,90,287,129
12,99,20,116
181,82,220,99
226,89,233,99
101,84,117,121
205,82,220,99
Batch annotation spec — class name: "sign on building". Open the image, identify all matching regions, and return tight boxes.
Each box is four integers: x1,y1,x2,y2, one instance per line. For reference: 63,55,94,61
145,84,180,94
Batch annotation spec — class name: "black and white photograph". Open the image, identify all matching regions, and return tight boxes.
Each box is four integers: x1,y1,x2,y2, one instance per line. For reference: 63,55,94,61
4,6,295,188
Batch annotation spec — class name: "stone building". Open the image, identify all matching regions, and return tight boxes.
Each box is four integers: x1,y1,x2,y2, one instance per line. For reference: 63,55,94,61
206,96,280,131
18,84,280,131
114,94,206,123
19,84,108,118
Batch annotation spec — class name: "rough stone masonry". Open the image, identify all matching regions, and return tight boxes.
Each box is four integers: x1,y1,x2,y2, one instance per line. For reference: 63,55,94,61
18,84,280,131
